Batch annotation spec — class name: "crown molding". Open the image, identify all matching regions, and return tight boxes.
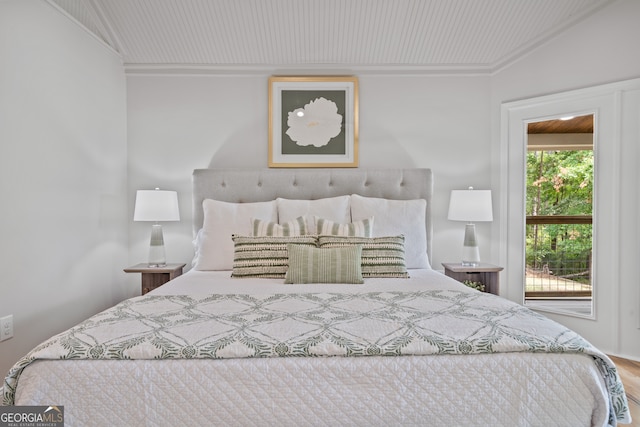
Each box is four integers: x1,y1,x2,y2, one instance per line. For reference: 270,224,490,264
44,0,121,60
124,63,493,78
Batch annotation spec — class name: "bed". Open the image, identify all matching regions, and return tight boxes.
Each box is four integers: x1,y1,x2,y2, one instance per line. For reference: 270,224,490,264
3,168,631,426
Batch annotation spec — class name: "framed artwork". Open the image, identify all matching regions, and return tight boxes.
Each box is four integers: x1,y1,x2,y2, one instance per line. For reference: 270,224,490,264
269,76,358,168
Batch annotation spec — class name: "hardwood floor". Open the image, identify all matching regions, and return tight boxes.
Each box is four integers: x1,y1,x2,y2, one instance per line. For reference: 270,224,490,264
609,355,640,425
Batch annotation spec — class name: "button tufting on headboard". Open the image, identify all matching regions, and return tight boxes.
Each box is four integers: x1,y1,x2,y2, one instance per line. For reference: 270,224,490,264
192,168,433,257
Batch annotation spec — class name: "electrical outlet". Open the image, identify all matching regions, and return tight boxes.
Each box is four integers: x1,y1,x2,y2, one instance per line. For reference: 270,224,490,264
0,315,14,341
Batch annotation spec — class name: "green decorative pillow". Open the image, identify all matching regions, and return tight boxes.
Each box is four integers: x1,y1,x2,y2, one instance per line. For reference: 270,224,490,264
285,244,364,284
252,216,308,236
231,235,317,278
315,216,373,237
318,235,409,278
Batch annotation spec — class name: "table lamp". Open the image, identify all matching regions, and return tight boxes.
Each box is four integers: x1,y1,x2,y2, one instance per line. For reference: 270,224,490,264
447,187,493,266
134,188,180,267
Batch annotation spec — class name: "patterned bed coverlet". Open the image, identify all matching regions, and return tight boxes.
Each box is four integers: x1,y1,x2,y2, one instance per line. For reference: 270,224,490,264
3,289,631,424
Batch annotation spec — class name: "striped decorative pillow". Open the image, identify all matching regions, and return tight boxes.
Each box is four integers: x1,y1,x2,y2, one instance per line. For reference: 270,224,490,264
285,244,364,284
252,216,308,236
317,235,409,278
231,235,317,278
315,216,373,237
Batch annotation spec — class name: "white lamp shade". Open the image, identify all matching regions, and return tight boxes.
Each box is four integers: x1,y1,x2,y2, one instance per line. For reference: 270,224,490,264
447,189,493,222
134,189,180,222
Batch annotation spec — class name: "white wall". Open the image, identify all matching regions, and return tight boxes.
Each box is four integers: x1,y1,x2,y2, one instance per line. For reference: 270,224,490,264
126,73,492,273
0,0,128,378
491,0,640,359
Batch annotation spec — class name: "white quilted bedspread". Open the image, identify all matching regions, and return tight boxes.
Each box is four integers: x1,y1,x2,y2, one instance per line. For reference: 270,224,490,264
15,353,611,426
2,271,632,426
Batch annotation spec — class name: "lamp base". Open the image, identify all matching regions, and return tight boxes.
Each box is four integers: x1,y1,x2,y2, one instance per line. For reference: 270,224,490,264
148,224,166,267
461,223,481,266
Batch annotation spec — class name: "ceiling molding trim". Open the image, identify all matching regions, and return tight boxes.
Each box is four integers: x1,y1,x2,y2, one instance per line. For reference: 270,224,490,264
124,63,493,77
44,0,122,60
490,0,615,75
85,0,126,57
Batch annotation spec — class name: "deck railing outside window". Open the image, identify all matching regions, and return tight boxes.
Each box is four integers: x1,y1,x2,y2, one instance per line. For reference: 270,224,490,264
525,215,592,298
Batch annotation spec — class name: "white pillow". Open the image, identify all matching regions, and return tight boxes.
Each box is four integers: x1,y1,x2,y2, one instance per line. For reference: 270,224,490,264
193,199,277,270
277,196,351,231
350,194,430,269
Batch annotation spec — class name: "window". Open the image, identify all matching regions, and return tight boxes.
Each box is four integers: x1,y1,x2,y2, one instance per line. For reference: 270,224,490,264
524,115,593,316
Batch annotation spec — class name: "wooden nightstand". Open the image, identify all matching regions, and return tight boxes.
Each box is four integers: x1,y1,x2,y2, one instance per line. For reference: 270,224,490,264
124,263,186,295
442,263,504,295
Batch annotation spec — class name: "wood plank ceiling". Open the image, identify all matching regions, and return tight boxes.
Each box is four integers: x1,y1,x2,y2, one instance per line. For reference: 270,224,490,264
49,0,614,73
528,115,594,134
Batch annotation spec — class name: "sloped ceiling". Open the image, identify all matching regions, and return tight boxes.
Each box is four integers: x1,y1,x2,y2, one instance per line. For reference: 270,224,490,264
49,0,613,73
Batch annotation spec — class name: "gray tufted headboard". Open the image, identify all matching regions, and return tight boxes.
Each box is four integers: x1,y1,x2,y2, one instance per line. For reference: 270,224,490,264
192,168,433,257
